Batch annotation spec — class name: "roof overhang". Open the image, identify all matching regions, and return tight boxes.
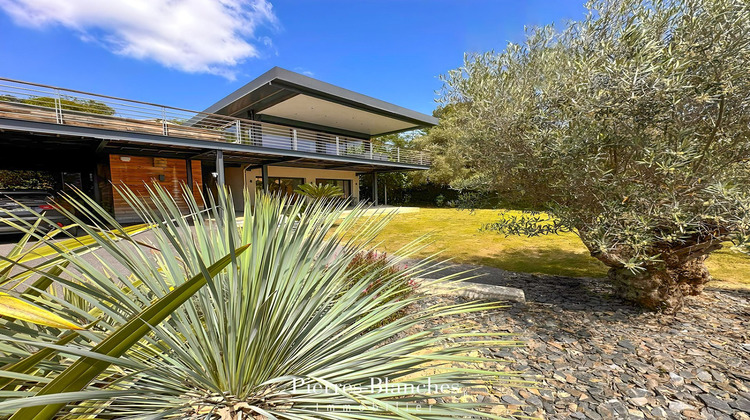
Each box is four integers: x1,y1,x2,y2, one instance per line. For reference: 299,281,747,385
202,67,438,138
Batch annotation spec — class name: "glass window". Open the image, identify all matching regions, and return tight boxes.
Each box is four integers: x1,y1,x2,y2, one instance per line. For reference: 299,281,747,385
316,179,352,197
256,177,305,197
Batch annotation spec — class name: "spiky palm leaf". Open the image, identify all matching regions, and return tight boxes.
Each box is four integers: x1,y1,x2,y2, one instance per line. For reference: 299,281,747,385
293,182,345,200
0,185,525,419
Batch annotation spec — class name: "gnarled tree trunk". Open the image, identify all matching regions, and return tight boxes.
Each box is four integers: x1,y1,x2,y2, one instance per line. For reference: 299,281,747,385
591,242,721,312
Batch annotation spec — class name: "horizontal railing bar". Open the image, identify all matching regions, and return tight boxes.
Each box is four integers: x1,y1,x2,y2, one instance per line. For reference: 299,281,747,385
0,89,208,121
0,77,212,115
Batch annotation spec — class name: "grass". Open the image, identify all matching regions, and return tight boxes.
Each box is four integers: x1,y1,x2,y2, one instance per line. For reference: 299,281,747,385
373,208,750,289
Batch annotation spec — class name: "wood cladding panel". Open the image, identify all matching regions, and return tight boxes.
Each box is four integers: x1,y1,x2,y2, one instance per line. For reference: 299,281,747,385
108,154,203,222
191,160,204,207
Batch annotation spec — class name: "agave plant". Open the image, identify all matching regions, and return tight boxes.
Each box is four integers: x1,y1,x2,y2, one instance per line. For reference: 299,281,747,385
0,185,525,419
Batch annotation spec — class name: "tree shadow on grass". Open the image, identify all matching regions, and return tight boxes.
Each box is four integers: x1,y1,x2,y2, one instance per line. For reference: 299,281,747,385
438,246,634,313
426,259,640,314
423,247,747,318
469,246,609,279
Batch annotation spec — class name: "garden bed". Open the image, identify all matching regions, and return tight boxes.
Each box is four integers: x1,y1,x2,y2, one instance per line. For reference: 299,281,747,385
415,265,750,419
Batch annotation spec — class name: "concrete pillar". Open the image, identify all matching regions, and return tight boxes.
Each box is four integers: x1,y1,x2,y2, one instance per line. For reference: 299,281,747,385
372,172,378,205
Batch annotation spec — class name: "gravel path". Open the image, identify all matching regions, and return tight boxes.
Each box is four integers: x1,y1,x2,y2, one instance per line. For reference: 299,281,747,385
424,263,750,419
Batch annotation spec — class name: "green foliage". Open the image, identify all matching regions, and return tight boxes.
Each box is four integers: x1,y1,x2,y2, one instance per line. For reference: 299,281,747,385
9,247,248,420
0,171,55,190
436,0,750,310
344,250,418,329
435,195,446,208
371,132,433,189
293,182,345,200
25,96,114,115
345,251,417,302
370,131,424,150
0,95,115,116
415,105,476,187
482,211,573,237
0,185,521,418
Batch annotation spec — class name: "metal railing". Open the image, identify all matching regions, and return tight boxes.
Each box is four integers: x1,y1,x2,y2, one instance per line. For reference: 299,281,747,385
0,77,431,166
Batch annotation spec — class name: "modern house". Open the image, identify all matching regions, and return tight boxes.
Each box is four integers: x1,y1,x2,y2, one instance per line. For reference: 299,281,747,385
0,67,436,221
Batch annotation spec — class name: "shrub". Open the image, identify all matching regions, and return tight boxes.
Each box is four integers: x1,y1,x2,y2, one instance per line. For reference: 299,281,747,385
0,170,55,190
435,194,446,207
0,185,521,419
345,250,418,326
293,182,345,200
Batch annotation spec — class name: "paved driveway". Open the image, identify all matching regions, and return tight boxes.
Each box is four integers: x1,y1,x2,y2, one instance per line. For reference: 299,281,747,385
0,229,161,284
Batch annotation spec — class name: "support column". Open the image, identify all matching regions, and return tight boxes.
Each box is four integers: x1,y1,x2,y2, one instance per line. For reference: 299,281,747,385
261,164,269,193
384,178,387,206
372,172,378,205
186,159,194,192
216,150,225,219
216,150,225,187
92,168,101,204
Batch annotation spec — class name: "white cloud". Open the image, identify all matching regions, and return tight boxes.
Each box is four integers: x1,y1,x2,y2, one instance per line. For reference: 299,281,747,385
0,0,278,79
294,67,314,77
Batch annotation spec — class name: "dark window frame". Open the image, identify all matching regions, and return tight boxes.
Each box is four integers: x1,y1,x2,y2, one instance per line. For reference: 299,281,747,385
315,178,352,197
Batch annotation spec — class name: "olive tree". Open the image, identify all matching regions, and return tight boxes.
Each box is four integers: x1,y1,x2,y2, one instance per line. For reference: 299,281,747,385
437,0,750,311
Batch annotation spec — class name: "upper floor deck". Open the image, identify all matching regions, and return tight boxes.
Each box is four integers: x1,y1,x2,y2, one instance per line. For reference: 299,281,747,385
0,77,431,169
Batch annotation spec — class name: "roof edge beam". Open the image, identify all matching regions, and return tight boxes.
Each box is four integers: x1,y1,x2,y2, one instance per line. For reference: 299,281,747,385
270,80,436,129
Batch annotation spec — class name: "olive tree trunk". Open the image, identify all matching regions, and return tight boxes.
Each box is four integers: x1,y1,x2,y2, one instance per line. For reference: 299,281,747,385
592,243,721,312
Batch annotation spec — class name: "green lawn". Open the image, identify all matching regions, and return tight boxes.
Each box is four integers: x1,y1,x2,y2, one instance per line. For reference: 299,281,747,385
373,208,750,289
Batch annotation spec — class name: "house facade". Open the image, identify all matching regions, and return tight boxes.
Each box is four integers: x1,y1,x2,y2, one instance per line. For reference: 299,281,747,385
0,67,436,221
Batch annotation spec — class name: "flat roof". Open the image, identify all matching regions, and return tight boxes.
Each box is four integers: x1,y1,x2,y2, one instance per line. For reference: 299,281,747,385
202,67,438,138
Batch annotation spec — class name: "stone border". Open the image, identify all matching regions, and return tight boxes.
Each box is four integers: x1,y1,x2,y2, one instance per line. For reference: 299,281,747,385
417,279,526,303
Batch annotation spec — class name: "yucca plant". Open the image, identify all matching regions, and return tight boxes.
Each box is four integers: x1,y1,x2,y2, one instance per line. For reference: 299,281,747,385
0,185,526,419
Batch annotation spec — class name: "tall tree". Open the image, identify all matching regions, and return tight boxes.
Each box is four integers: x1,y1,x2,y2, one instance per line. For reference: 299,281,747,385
413,105,475,186
367,131,428,202
437,0,750,311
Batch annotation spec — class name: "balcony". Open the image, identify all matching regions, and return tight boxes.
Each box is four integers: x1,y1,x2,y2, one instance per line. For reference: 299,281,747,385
0,77,431,167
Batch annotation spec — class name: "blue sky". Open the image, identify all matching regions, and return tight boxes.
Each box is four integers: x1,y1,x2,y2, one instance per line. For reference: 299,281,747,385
0,0,586,116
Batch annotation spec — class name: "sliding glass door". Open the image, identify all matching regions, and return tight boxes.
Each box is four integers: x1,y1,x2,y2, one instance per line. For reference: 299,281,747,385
256,177,305,197
316,178,352,197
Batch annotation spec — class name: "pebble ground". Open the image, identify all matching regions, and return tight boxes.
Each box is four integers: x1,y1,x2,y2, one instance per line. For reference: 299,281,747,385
421,264,750,419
